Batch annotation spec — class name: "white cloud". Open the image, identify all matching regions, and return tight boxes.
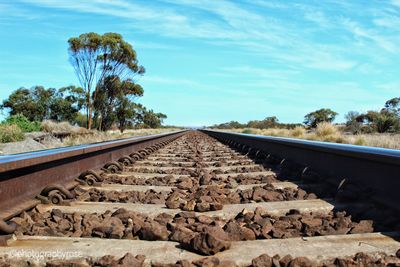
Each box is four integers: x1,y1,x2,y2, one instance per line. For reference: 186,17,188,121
342,18,398,53
221,65,299,79
12,0,400,73
391,0,400,7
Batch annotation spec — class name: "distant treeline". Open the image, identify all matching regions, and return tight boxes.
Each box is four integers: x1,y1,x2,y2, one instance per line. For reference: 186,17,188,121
211,116,302,130
1,85,167,131
212,97,400,134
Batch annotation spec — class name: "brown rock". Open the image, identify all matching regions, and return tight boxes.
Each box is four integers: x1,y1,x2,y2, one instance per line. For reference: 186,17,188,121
92,217,124,239
154,213,173,225
139,222,169,241
263,191,281,201
166,195,184,209
296,189,307,200
247,223,261,237
196,202,211,212
252,254,273,267
190,232,231,255
252,187,268,202
170,225,196,245
226,179,238,189
301,218,322,228
177,178,193,190
217,260,238,267
280,255,293,267
261,224,273,238
224,222,256,241
115,253,145,267
182,200,196,211
96,255,117,266
192,257,237,267
349,220,373,234
288,257,314,267
173,260,195,267
200,173,211,185
192,257,220,267
57,219,72,232
210,203,223,211
274,220,291,229
197,215,213,225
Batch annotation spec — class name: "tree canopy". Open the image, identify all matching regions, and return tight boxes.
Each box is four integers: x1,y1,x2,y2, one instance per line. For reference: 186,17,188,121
1,86,84,122
304,108,338,128
68,32,145,129
93,76,144,131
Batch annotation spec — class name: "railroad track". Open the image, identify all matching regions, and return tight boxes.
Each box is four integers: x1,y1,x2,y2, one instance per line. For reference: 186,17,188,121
0,130,399,266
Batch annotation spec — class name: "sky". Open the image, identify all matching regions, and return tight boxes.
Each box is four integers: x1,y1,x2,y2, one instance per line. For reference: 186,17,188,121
0,0,399,127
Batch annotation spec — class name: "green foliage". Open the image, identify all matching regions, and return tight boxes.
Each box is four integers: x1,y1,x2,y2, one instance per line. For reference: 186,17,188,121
212,118,301,130
1,86,83,123
214,121,244,129
116,100,141,132
141,108,167,129
68,32,145,129
385,97,400,115
51,86,86,122
304,108,338,128
93,76,144,131
345,111,362,134
247,116,280,129
72,113,88,128
2,114,40,132
375,113,399,133
356,108,399,133
0,124,24,143
242,129,254,134
1,87,45,121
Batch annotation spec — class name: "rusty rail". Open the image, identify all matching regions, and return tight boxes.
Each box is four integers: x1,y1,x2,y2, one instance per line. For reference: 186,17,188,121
201,129,400,214
0,130,187,220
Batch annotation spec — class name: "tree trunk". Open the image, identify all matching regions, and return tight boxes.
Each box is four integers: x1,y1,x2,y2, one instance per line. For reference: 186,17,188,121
87,104,93,130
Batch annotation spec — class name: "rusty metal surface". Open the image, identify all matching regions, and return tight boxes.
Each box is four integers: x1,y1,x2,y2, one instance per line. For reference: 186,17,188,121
0,131,186,172
202,129,400,213
0,130,187,220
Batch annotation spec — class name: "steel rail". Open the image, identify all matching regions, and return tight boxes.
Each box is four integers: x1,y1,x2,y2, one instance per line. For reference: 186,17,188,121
201,129,400,213
0,130,187,220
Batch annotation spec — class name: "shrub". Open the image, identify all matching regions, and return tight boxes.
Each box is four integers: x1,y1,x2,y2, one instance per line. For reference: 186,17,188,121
315,122,339,137
0,124,25,143
291,126,305,137
353,136,366,146
2,114,41,132
242,129,254,134
320,134,344,143
41,120,88,134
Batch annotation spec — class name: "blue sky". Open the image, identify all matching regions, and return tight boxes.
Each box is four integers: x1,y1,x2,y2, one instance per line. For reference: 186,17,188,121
0,0,399,126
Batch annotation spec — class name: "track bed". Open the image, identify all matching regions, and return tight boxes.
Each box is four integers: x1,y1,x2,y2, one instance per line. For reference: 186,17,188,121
0,131,399,266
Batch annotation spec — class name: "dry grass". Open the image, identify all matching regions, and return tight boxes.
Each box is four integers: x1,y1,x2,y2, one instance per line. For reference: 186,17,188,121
223,123,400,150
41,120,89,135
345,134,400,150
0,124,24,143
60,128,181,147
40,120,181,148
315,122,338,137
291,126,306,138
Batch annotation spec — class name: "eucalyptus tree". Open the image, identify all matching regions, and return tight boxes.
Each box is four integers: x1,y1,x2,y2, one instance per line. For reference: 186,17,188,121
68,32,145,129
94,76,143,131
1,86,84,123
304,108,338,128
